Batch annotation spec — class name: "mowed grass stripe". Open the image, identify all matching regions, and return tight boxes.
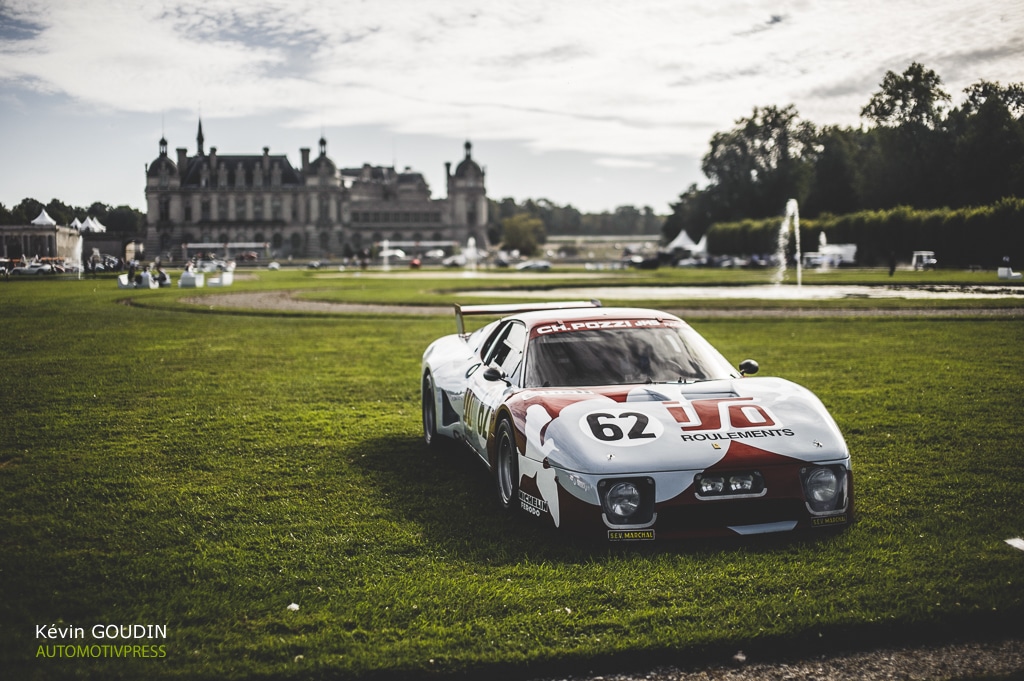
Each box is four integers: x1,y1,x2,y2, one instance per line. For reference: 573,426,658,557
0,272,1021,680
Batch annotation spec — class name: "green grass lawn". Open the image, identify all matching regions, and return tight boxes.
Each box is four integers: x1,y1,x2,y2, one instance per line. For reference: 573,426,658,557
1,269,1023,680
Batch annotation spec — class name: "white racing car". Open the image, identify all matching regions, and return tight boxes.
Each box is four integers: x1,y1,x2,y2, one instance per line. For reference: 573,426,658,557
421,301,852,541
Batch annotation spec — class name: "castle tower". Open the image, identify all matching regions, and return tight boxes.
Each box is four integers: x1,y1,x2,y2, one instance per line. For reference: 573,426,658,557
446,141,487,246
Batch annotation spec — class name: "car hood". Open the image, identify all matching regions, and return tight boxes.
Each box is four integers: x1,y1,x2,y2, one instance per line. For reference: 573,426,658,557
509,377,848,474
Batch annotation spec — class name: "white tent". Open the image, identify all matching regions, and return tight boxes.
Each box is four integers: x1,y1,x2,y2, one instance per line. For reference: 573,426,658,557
665,229,707,255
31,209,57,226
80,216,107,233
70,217,83,229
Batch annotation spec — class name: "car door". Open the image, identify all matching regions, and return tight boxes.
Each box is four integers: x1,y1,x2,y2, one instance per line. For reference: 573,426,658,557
463,321,526,462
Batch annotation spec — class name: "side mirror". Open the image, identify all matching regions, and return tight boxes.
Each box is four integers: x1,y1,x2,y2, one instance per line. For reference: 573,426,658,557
739,359,759,376
483,366,505,382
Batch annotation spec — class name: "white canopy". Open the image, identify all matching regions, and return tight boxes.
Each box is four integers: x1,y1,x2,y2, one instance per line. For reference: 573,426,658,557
665,228,707,255
70,217,83,229
31,209,57,226
80,216,107,233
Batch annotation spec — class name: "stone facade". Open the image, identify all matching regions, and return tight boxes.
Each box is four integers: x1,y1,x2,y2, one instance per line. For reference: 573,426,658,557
144,121,487,261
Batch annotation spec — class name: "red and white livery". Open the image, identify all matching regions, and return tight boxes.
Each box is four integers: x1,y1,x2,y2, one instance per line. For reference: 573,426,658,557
421,302,852,541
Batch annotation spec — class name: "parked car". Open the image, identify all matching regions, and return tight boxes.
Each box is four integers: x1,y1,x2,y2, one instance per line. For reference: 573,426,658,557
515,259,551,271
11,261,53,275
421,302,853,542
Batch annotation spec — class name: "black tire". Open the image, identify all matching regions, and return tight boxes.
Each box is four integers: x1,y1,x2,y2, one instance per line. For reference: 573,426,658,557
494,418,520,511
422,373,440,448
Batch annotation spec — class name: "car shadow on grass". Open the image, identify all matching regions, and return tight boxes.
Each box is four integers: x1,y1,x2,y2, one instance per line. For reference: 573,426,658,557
349,434,850,564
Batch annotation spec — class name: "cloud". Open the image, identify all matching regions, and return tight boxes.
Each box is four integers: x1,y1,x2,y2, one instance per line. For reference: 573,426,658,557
2,0,1023,160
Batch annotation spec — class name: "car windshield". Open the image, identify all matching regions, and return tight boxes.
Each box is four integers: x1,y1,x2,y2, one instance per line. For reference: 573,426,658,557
524,325,737,388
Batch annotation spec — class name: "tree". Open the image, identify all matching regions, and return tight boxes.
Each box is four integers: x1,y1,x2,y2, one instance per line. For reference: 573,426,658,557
103,205,146,236
960,80,1024,118
949,95,1024,205
662,183,715,244
500,214,546,256
700,104,817,220
43,198,77,226
861,62,950,129
11,198,44,224
859,63,954,208
804,126,864,217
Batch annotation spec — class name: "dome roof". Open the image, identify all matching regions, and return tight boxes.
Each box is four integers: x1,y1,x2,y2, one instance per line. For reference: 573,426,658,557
146,153,177,178
453,140,482,179
309,136,337,173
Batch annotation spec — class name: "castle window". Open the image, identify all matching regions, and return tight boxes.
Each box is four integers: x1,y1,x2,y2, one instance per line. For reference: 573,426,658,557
253,196,264,221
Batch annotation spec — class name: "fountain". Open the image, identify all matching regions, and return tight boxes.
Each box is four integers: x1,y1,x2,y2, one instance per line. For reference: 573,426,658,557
772,199,802,286
463,236,479,277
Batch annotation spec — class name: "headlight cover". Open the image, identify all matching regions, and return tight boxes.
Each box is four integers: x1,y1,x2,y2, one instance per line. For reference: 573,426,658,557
801,465,848,514
599,477,655,526
694,471,766,500
607,482,640,517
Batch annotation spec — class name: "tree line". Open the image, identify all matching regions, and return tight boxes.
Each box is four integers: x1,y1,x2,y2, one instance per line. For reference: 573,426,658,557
662,62,1024,244
486,198,663,255
0,197,146,236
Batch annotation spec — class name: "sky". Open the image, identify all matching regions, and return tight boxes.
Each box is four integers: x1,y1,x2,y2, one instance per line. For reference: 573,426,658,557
1,1,1023,216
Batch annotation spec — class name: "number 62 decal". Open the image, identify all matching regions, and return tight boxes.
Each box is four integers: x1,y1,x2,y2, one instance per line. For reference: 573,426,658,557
580,409,665,446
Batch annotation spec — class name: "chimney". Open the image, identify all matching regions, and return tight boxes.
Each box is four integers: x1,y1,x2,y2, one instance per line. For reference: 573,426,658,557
176,148,188,178
300,148,310,171
210,147,217,170
263,146,270,170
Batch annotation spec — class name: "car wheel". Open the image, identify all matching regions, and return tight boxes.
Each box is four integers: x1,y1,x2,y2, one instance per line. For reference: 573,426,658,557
495,418,520,511
422,373,441,448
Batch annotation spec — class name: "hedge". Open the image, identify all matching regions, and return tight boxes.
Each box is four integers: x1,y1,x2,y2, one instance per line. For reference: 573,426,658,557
706,197,1024,268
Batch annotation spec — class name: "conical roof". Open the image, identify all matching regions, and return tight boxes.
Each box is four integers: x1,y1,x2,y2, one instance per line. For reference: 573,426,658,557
31,209,57,226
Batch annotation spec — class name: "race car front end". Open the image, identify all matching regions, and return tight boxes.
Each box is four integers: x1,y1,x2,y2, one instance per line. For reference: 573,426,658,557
509,378,853,542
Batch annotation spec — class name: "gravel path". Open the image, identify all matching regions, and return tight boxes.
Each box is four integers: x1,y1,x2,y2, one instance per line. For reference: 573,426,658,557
532,638,1024,681
181,290,1024,318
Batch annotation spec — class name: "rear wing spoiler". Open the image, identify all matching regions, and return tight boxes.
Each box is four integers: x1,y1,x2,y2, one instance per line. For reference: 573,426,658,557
454,300,601,336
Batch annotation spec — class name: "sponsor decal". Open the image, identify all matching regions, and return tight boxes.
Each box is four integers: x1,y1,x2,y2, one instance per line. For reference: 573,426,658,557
519,490,549,517
811,514,848,527
533,319,681,336
681,428,795,442
608,529,655,541
669,397,797,442
577,398,794,449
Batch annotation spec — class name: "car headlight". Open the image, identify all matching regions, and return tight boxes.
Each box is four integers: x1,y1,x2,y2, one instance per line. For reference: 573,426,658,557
694,471,766,499
802,465,846,513
599,478,655,526
698,475,725,495
729,473,755,492
606,482,640,517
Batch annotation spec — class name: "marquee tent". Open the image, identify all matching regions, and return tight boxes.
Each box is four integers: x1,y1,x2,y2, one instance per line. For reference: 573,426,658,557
30,209,57,226
80,217,107,233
